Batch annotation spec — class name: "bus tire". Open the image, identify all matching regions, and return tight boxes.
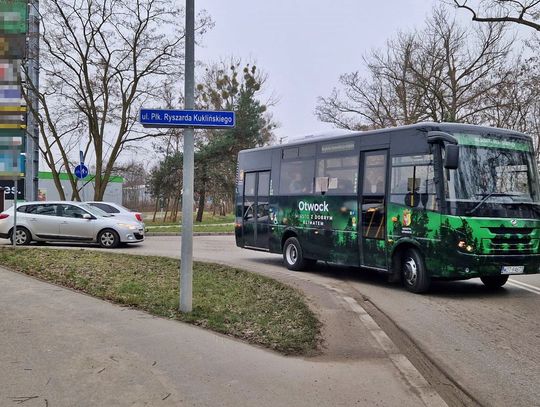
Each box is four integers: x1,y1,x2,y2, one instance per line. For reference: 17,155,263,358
480,275,508,288
402,247,430,293
283,237,306,271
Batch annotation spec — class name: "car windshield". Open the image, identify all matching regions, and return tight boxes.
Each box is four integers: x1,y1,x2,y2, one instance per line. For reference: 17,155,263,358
444,132,540,217
79,203,111,217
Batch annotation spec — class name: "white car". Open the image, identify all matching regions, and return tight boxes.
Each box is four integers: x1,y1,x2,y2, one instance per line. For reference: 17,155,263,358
0,201,144,248
85,201,145,228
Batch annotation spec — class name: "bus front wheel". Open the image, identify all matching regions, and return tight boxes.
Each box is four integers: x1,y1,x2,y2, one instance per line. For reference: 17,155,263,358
283,237,306,271
480,275,508,288
402,248,431,293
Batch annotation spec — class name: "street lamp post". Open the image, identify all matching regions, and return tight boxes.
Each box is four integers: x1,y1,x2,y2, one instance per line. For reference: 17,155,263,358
180,0,195,313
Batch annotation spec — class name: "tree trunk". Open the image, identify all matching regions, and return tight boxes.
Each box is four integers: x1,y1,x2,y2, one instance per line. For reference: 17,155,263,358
152,197,159,222
196,188,205,222
171,197,179,222
220,200,226,216
163,197,170,223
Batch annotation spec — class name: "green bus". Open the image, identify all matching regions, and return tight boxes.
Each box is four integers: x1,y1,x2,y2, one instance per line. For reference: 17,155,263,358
235,123,540,292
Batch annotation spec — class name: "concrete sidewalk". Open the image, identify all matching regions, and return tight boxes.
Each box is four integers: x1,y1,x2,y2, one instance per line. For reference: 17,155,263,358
0,267,440,407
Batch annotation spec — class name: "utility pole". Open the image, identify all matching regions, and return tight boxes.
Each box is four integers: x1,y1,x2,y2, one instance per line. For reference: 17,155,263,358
25,0,40,201
180,0,195,313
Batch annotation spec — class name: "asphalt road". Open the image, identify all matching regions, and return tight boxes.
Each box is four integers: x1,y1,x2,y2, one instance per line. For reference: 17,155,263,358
118,236,540,407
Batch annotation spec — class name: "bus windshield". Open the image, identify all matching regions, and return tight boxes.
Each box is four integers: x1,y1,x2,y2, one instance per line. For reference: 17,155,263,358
445,133,540,217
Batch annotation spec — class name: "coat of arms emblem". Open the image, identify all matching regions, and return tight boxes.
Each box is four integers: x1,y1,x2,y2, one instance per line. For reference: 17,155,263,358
402,209,412,227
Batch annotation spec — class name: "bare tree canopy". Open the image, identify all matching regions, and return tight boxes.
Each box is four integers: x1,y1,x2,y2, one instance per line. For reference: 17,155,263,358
25,0,212,200
451,0,540,31
316,7,511,130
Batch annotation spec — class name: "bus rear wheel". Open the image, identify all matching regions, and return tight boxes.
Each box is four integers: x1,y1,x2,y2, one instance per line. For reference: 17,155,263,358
283,237,306,271
480,275,508,288
402,248,431,293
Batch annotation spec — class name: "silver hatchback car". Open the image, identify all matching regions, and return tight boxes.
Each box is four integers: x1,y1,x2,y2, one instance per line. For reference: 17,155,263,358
0,201,144,248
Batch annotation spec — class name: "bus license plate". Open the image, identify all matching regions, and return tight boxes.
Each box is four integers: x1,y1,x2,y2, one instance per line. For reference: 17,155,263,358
501,266,524,275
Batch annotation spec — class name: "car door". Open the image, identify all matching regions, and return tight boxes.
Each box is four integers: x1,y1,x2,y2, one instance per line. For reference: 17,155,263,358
24,204,61,239
58,204,95,241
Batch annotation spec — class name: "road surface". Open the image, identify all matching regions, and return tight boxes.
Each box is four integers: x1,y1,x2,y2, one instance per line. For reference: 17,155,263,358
126,236,540,407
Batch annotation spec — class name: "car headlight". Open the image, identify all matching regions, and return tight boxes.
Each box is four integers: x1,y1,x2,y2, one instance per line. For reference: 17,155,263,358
117,223,138,230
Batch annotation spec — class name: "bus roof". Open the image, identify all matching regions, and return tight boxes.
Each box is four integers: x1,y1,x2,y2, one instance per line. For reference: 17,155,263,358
240,122,531,154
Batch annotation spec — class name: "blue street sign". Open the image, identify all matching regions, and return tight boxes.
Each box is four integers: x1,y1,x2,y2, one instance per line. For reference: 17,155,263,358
139,109,235,128
74,164,89,179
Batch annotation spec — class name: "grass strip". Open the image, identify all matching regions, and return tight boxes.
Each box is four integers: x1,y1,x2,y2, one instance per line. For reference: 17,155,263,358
148,224,233,234
146,213,235,227
0,248,319,355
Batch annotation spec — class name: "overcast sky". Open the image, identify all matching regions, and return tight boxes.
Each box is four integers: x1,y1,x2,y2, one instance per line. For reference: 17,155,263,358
196,0,443,143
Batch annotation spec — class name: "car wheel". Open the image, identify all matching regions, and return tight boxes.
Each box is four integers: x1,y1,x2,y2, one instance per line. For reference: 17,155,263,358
283,237,306,271
480,275,508,288
11,227,31,246
402,247,431,293
98,229,120,248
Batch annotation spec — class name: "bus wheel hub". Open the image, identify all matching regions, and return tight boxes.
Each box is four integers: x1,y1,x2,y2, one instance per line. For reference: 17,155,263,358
404,258,417,285
286,245,297,264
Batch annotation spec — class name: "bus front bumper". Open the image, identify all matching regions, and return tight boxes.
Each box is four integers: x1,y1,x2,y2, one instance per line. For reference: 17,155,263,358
436,252,540,279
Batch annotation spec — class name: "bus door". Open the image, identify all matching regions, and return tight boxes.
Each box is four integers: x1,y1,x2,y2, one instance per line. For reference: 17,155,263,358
359,150,388,269
243,171,271,250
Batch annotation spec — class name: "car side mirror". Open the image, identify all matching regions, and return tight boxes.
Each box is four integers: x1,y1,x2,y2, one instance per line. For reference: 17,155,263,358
82,213,93,220
444,144,460,169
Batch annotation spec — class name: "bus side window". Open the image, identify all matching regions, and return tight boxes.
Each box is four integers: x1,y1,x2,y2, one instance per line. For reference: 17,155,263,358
279,160,315,195
244,173,256,196
316,155,358,194
390,157,438,210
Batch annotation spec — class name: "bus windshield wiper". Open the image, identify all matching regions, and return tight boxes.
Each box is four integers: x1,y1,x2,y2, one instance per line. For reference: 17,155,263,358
467,193,515,215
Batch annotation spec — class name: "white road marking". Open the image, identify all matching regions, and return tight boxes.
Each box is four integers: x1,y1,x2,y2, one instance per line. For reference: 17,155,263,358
508,279,540,295
342,296,448,407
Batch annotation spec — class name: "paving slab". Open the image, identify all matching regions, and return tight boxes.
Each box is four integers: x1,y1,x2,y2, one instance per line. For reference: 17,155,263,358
0,267,432,407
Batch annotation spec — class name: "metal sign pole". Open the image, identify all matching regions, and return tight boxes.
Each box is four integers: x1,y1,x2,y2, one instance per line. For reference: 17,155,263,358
180,0,195,313
12,178,17,248
80,150,85,201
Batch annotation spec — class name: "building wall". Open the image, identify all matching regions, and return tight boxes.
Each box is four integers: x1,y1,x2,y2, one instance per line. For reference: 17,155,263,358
2,172,123,207
38,178,123,204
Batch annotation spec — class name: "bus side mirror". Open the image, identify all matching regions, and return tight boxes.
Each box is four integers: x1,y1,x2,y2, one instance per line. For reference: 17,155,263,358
444,144,460,169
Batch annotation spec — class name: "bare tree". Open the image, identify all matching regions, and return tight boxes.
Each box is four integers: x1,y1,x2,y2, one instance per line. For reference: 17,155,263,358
449,1,540,155
24,0,211,200
451,0,540,31
316,7,512,129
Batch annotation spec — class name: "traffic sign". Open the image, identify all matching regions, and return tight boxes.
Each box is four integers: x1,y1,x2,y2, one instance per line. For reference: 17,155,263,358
74,163,89,179
139,109,235,128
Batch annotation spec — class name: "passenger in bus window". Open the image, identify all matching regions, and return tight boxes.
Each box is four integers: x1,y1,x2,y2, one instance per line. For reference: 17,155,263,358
289,173,304,193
